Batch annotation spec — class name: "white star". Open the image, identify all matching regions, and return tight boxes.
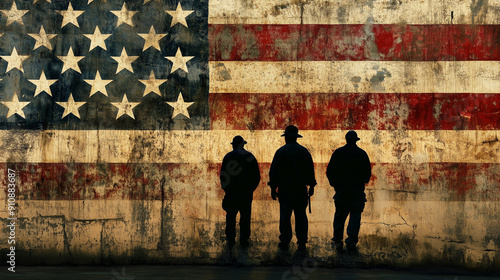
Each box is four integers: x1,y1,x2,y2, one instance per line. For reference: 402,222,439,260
139,70,167,97
1,1,28,26
111,48,138,74
166,92,194,119
57,3,84,28
111,3,137,27
56,93,86,119
138,26,166,51
86,0,110,3
1,47,29,73
84,71,112,97
1,93,30,119
28,71,57,97
165,2,194,28
28,26,56,51
111,94,139,119
58,47,84,74
165,47,194,74
84,26,111,51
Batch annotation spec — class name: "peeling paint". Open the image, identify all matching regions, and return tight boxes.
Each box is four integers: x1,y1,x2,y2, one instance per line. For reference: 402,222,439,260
211,62,231,82
369,68,392,91
471,0,489,24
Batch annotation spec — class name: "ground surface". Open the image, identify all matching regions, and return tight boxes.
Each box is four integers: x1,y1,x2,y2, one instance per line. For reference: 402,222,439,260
1,265,499,280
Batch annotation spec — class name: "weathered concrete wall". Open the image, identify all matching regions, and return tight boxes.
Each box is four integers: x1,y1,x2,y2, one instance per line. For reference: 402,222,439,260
1,0,500,274
0,130,499,272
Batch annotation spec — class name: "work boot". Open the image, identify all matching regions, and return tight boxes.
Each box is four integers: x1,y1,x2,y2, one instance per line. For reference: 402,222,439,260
346,245,357,254
332,238,343,252
278,242,289,251
335,242,343,252
240,240,249,248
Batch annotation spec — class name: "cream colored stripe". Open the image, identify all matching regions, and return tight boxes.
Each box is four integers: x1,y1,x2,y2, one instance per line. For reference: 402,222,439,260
209,0,500,25
1,130,498,164
209,61,500,94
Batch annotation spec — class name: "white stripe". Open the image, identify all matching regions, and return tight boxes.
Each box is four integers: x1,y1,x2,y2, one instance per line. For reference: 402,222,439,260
209,61,500,94
209,0,500,25
1,130,498,164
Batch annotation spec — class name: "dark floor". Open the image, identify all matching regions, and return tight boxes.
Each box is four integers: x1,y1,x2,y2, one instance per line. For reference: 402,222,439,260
1,265,499,280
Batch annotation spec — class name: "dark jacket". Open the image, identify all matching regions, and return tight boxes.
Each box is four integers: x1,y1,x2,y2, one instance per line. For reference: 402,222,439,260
220,148,260,199
269,142,316,198
326,143,371,194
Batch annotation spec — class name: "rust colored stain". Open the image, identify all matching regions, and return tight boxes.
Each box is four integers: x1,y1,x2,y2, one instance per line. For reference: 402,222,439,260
210,93,500,130
209,24,500,61
2,162,498,201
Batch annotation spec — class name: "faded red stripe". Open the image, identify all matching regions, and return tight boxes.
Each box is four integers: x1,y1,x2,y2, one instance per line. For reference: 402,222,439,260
2,163,499,201
209,24,500,61
209,93,500,130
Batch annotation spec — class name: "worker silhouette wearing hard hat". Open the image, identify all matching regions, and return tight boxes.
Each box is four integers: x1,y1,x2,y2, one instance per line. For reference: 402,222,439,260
269,125,317,251
220,135,261,247
327,130,371,253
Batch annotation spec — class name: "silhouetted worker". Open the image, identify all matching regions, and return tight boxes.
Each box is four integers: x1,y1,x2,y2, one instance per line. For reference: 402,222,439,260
269,125,316,251
327,130,371,253
220,135,261,247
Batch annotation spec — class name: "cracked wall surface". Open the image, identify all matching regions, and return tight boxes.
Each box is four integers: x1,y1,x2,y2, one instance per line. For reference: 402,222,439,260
0,159,499,271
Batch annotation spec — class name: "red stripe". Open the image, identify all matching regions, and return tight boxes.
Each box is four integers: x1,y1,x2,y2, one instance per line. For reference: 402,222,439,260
209,24,500,61
3,163,499,200
209,93,500,130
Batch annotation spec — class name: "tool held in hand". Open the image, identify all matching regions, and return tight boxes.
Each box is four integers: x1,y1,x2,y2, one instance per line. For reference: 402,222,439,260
308,194,311,213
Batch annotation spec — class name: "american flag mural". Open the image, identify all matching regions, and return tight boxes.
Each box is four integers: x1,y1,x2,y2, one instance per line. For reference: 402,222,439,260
0,0,208,129
0,0,499,267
